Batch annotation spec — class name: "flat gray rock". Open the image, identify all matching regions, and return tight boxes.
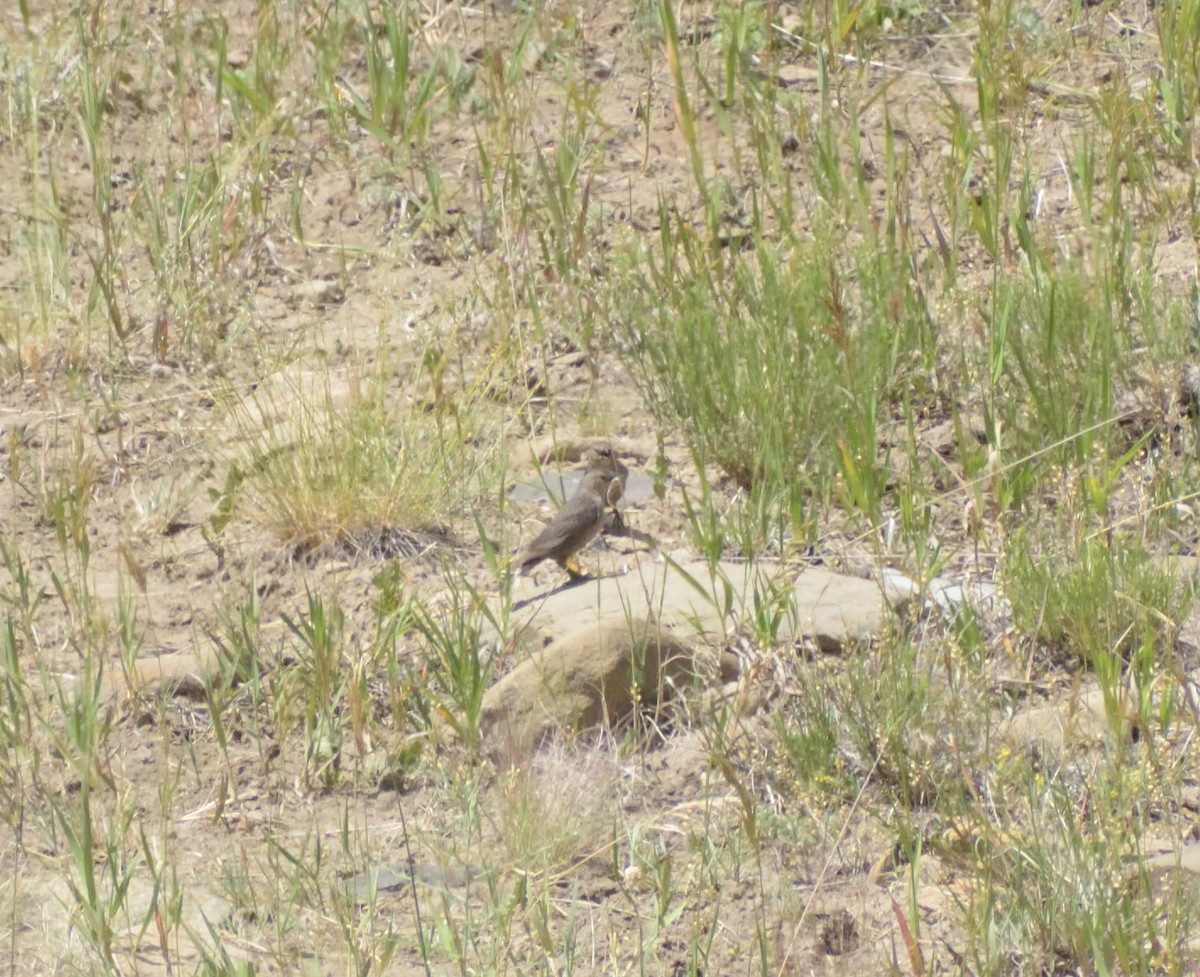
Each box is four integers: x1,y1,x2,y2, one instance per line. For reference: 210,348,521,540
509,469,657,504
350,863,487,900
506,558,894,651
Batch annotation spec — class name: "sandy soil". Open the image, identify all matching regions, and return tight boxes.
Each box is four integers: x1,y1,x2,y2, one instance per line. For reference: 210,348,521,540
1,0,1198,973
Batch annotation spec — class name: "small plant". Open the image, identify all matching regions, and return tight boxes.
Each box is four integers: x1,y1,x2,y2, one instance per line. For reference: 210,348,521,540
52,784,139,971
412,580,494,752
1152,0,1200,165
282,589,348,790
772,665,855,805
837,631,986,811
1003,528,1184,675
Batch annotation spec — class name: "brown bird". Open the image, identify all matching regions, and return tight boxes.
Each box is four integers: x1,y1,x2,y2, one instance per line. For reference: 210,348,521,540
582,442,629,510
515,465,620,580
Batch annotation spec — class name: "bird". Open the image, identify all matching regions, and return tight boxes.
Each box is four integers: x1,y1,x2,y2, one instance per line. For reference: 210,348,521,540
514,459,622,580
582,442,629,510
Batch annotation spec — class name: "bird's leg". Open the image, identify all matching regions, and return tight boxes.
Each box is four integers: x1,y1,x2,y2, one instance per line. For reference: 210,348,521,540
560,556,590,579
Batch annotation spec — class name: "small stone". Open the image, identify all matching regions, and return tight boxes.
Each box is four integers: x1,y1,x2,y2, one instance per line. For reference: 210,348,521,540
88,649,222,703
288,279,345,308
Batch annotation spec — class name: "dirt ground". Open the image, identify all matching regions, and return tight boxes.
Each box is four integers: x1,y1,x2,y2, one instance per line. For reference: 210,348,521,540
2,0,1198,973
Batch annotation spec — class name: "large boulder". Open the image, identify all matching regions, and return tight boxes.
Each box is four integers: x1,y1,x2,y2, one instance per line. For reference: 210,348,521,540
481,618,699,757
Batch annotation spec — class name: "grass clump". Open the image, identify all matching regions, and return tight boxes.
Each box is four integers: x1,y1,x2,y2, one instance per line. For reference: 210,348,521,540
982,269,1137,466
611,214,931,540
959,753,1199,977
1003,528,1188,673
219,358,501,554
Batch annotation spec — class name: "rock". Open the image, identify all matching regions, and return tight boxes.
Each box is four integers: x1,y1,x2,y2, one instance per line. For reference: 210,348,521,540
481,618,700,757
1180,363,1200,416
525,436,654,468
505,560,895,652
32,874,236,965
512,438,657,504
1142,840,1200,928
999,685,1133,754
287,278,345,307
880,567,1003,617
350,862,487,900
1146,843,1200,875
92,649,222,703
776,63,819,90
510,468,657,505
